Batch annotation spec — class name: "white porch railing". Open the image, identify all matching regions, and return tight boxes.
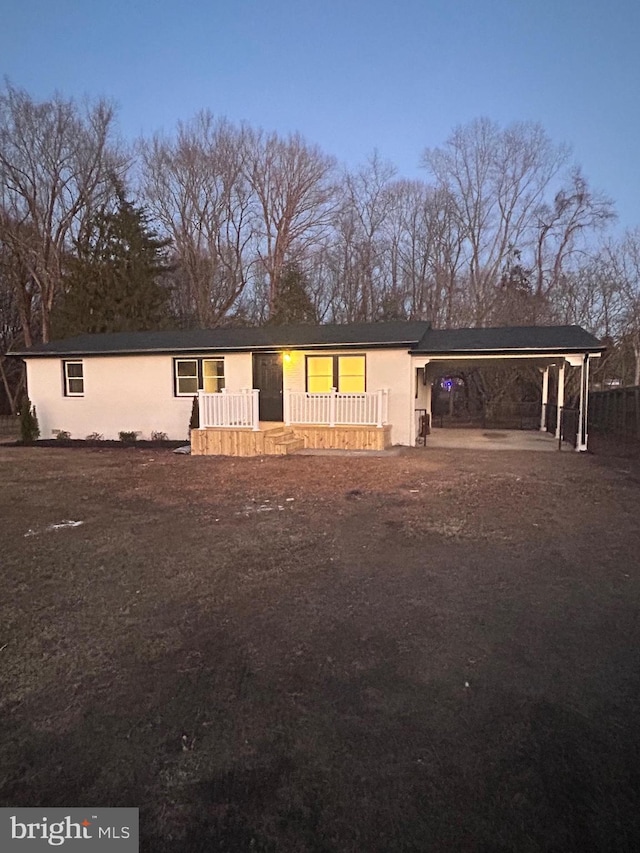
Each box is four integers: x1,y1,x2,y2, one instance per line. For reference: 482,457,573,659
198,389,259,430
285,389,389,427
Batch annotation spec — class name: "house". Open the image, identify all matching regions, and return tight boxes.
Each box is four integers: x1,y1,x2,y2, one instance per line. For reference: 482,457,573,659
12,321,604,454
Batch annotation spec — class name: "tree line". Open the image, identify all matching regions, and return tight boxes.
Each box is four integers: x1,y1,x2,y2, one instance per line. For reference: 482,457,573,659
1,82,639,414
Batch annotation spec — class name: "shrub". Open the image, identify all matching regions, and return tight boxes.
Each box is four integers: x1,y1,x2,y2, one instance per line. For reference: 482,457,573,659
189,395,199,431
53,429,71,440
19,398,40,444
86,432,104,441
150,430,168,441
118,430,139,443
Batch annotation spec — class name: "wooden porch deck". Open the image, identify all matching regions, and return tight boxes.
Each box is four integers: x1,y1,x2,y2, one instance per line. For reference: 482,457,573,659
191,423,392,456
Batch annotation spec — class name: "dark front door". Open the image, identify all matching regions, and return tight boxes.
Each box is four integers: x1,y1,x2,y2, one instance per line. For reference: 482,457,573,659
253,353,283,422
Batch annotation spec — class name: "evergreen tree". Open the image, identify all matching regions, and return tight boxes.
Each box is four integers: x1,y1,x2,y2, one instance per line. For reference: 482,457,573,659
19,397,40,443
54,193,172,336
269,262,317,325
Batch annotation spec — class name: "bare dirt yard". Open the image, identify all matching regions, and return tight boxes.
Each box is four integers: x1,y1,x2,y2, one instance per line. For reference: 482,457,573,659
1,444,640,852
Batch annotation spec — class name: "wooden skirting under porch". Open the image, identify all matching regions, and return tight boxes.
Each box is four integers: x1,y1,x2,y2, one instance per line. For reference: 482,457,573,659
291,424,391,451
191,423,392,456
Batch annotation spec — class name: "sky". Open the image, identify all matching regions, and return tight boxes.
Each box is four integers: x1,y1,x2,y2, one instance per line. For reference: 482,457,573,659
2,0,639,230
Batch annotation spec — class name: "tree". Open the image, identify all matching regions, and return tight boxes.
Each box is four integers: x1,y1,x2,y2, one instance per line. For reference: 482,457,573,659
140,112,254,328
244,129,337,316
54,193,172,336
422,119,569,324
269,262,317,325
0,82,125,342
19,397,39,443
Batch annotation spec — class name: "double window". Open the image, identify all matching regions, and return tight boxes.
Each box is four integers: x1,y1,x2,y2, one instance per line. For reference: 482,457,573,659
63,360,84,396
174,358,225,396
306,355,366,394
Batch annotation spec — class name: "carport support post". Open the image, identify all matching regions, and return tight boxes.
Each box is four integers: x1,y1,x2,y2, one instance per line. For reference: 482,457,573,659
555,361,565,440
576,354,590,452
540,366,549,431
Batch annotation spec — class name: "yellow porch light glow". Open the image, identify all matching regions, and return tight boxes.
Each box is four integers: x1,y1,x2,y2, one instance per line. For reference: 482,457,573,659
283,350,292,363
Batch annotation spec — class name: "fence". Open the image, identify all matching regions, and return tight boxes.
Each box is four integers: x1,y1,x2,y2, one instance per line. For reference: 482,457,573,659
545,404,579,447
285,389,389,427
431,401,540,430
198,390,259,430
589,386,640,440
0,415,19,440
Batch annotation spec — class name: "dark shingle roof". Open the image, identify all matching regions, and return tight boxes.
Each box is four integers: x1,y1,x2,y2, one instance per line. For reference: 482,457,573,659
12,321,431,357
11,322,604,359
412,325,604,354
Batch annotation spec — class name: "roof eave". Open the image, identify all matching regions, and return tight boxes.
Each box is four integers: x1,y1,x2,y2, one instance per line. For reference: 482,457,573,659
410,345,606,356
14,340,422,358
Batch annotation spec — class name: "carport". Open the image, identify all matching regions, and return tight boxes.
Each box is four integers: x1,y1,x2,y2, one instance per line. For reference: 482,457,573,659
411,326,605,452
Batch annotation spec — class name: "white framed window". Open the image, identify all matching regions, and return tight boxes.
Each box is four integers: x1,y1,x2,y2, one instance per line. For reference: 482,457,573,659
175,359,199,396
63,360,84,396
203,359,225,393
306,355,366,393
174,358,225,396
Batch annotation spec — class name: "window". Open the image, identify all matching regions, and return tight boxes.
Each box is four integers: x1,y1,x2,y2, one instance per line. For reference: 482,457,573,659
174,358,225,396
63,360,84,396
203,359,225,393
338,355,366,393
306,356,334,394
306,355,365,393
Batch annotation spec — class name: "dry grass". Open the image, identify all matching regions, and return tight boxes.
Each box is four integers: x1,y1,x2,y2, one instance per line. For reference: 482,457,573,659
1,445,640,852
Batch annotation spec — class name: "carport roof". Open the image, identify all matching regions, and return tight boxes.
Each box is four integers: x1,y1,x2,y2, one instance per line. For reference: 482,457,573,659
412,325,604,355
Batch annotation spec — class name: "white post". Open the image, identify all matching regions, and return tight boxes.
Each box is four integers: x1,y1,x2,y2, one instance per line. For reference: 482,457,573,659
540,366,549,431
283,390,291,426
376,389,384,428
555,361,565,440
252,389,260,431
425,376,432,424
198,390,205,428
576,355,590,452
329,388,336,427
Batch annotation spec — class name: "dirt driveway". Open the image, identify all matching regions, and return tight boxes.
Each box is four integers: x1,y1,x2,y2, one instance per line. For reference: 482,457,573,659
1,445,640,852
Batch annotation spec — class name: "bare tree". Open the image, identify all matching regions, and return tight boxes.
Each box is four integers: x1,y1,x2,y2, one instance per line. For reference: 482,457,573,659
385,180,465,326
422,118,570,325
140,112,254,327
602,231,640,385
244,129,337,316
0,83,125,342
533,168,616,316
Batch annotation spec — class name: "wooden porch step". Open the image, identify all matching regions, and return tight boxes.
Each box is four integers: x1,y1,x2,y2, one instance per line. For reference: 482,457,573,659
271,436,305,455
263,427,305,455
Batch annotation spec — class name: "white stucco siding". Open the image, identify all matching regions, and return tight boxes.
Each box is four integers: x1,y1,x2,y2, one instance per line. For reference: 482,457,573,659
25,352,254,441
25,348,416,445
366,349,413,445
282,348,413,446
225,352,253,389
415,367,432,410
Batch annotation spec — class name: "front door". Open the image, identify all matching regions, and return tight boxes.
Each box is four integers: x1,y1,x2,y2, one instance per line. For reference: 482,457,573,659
253,353,283,422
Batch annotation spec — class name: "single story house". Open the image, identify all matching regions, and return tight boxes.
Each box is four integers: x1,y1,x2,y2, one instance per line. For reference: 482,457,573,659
11,321,604,454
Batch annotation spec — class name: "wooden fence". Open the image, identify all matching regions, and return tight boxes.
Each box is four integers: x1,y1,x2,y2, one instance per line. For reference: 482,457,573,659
589,386,640,440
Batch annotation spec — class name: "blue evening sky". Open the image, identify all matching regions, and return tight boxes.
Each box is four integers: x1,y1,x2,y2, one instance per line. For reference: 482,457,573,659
2,0,638,230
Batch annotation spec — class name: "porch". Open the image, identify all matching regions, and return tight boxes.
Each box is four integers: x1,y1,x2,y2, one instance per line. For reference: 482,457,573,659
191,389,392,456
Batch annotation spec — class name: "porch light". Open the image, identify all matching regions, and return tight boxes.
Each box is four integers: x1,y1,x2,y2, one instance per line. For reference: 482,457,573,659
283,350,292,363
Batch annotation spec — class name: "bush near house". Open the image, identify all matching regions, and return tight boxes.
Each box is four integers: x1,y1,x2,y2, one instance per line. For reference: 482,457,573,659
189,395,199,432
19,398,40,444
